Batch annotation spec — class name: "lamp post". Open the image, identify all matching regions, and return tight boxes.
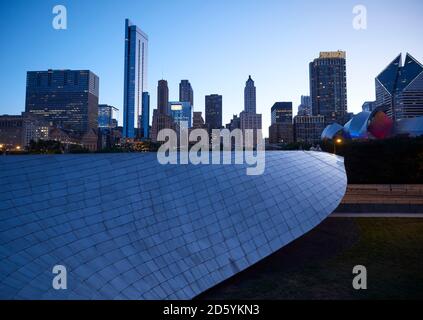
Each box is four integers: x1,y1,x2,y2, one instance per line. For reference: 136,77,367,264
334,138,343,155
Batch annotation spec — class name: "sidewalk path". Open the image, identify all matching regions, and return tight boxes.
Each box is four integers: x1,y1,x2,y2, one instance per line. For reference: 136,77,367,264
330,213,423,218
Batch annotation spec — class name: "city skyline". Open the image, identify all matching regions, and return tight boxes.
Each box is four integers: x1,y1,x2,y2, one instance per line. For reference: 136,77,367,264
0,0,423,135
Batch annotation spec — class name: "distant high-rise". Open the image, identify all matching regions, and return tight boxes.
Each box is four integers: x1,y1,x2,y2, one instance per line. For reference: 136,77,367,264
151,80,174,142
375,53,423,120
179,80,194,107
301,95,312,108
241,76,262,145
205,94,222,131
169,102,193,128
293,115,326,144
25,69,99,135
310,51,347,124
271,102,293,124
226,114,240,131
142,92,150,138
244,75,256,113
0,115,23,148
298,95,312,116
192,112,207,130
158,80,169,114
269,102,293,144
98,104,118,128
123,19,148,139
362,101,376,112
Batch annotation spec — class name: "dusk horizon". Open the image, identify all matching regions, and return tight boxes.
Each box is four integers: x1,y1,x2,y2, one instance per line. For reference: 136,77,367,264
1,0,422,134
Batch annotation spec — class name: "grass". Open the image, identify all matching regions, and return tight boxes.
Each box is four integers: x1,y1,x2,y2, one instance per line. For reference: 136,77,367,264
197,218,423,300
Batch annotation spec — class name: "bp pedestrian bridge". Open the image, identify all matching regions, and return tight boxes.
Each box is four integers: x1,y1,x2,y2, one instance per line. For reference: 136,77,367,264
0,151,346,299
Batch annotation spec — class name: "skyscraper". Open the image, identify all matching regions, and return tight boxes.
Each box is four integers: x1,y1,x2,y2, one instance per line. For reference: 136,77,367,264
240,76,262,145
310,51,347,124
375,53,423,120
293,115,326,144
157,80,169,115
141,92,150,139
271,102,293,124
362,101,376,112
192,112,207,130
226,114,240,131
25,69,99,135
301,95,312,109
98,104,118,128
244,75,256,114
179,80,194,107
123,19,148,139
205,94,222,131
0,115,23,148
169,102,193,128
151,80,174,143
269,102,293,144
298,95,312,116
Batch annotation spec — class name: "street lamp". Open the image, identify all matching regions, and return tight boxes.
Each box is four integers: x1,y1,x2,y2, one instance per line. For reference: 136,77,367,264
334,138,343,154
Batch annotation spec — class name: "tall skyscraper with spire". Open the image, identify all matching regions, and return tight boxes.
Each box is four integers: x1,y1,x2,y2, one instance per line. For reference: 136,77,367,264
244,75,256,114
240,75,262,145
123,19,148,139
151,80,175,142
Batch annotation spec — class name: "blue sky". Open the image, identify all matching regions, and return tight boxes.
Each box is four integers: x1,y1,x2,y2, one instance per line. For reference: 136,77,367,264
0,0,422,133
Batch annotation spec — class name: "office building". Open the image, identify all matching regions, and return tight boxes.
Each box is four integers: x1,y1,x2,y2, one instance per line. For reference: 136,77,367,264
169,101,192,128
240,112,262,132
157,80,169,115
271,102,293,124
375,53,423,120
298,95,312,116
22,112,51,147
205,94,222,131
98,104,119,128
192,112,207,130
310,51,348,124
25,69,99,135
244,75,256,114
362,101,376,113
240,76,262,145
0,115,23,148
151,80,174,142
142,92,150,139
294,115,326,144
226,114,240,131
179,80,194,107
123,19,148,139
269,123,293,144
269,102,293,144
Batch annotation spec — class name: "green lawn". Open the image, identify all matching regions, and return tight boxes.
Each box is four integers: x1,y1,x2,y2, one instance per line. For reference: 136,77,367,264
197,218,423,300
